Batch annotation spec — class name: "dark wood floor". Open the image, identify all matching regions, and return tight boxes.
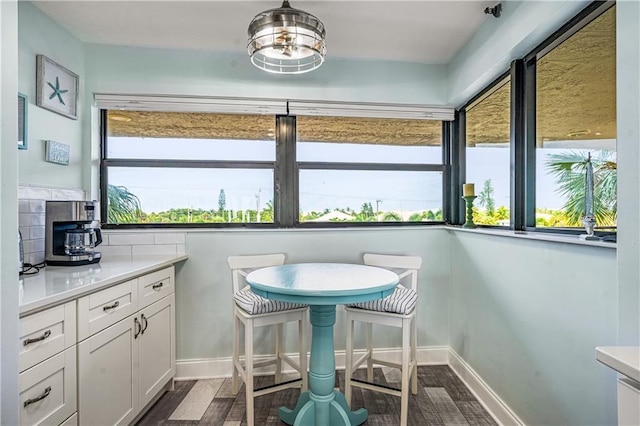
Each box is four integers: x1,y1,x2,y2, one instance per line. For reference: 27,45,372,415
136,366,498,425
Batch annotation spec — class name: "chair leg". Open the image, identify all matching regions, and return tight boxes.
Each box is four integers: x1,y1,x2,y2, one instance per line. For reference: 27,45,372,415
366,322,373,382
411,318,418,395
400,318,411,426
232,314,241,395
245,320,254,426
345,313,354,408
275,323,283,384
299,316,308,391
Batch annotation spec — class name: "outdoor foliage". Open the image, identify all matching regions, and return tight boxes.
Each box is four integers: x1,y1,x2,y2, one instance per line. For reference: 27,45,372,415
545,150,617,226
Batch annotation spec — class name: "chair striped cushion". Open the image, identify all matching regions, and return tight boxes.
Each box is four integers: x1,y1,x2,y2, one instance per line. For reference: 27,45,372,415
348,285,417,315
233,287,306,315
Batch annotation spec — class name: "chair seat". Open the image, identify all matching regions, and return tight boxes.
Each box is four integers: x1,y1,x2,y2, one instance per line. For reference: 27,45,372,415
234,287,306,315
347,285,417,315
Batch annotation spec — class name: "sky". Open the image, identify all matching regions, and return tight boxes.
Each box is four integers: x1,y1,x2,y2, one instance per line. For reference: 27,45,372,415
107,137,614,214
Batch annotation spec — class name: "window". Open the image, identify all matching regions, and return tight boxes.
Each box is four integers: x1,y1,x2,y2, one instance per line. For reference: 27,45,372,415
103,111,275,224
296,116,444,223
535,5,616,229
464,77,511,226
460,2,616,235
101,107,449,227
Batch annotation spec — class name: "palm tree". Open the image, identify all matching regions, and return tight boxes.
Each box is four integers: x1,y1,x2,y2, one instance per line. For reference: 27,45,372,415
545,150,617,226
107,184,143,223
477,179,496,215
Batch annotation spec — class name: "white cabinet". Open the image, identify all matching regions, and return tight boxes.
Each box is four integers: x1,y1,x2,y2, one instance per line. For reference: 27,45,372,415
19,302,77,426
19,348,76,426
78,314,138,426
139,295,175,409
618,378,640,426
78,266,176,425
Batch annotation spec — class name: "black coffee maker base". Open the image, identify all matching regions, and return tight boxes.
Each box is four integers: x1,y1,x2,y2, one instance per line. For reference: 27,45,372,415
46,253,102,266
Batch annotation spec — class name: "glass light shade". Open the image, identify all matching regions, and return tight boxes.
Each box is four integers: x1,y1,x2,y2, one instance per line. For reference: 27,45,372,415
248,1,326,74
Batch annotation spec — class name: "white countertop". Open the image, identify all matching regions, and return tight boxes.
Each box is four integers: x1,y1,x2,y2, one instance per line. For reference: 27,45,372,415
19,254,188,317
596,346,640,382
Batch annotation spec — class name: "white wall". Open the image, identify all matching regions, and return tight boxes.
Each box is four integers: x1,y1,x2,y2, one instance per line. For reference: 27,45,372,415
0,1,20,423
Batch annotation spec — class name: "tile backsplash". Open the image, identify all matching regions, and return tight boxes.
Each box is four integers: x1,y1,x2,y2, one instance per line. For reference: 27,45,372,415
18,184,186,264
18,185,86,265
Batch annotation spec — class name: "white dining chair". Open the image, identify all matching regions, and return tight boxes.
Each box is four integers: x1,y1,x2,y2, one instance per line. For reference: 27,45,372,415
344,253,422,426
227,254,308,426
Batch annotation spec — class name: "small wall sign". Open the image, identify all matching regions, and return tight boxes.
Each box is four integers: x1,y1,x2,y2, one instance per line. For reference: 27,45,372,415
45,140,70,165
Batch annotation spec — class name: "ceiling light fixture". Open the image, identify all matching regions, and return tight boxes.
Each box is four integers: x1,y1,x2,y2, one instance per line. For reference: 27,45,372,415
247,0,326,75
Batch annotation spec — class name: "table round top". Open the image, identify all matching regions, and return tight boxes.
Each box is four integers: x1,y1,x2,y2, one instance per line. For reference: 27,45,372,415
246,263,399,305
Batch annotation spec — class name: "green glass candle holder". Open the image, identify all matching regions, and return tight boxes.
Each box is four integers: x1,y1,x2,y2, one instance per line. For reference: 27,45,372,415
462,195,477,228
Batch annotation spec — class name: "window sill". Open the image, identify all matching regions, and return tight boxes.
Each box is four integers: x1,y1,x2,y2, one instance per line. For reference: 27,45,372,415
446,226,616,249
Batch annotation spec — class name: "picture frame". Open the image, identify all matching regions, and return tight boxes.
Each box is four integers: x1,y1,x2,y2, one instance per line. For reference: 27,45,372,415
36,54,79,120
18,93,28,149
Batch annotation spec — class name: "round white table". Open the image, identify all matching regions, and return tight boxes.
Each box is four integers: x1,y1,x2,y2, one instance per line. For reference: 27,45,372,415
246,263,399,426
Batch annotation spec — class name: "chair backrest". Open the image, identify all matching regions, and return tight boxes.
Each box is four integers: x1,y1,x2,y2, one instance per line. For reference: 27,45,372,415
363,253,422,292
227,253,286,293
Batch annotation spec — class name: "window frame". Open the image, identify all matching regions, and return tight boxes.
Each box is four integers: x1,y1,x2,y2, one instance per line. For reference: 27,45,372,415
456,0,616,235
99,110,450,228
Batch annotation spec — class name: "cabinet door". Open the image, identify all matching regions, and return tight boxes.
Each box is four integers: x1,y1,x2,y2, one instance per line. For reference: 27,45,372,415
138,294,175,409
78,316,139,426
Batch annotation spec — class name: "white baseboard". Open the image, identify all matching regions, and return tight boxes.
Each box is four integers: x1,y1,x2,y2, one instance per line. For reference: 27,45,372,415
175,346,523,426
447,348,525,426
176,345,450,380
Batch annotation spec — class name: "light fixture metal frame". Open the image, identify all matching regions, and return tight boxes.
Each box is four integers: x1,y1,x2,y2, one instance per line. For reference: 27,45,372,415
247,0,326,75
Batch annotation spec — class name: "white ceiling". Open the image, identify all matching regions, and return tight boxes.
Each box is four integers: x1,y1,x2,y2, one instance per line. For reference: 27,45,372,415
31,1,497,64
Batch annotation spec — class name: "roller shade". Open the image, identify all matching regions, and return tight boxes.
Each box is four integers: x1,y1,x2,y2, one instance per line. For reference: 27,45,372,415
95,94,454,120
287,100,455,121
94,94,288,115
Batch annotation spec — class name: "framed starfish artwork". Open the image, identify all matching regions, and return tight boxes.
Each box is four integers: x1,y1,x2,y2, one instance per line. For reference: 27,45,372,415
36,54,79,120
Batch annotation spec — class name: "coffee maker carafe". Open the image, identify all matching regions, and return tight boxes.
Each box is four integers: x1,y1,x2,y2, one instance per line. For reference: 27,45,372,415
46,200,102,266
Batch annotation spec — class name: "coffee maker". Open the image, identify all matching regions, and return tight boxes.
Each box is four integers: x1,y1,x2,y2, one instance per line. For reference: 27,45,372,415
45,200,103,266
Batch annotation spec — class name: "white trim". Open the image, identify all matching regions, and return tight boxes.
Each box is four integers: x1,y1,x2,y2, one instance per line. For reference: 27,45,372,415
176,346,524,426
448,348,526,426
176,345,450,380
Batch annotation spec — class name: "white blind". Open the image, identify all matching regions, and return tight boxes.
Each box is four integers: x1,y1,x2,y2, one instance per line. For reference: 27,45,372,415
287,100,455,121
94,94,288,115
94,94,455,121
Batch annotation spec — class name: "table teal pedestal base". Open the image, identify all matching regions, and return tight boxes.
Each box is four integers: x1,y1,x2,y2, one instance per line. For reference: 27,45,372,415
280,305,367,426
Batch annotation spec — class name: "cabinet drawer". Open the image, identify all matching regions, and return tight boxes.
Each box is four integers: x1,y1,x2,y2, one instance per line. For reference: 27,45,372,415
138,267,174,309
19,302,76,373
78,280,138,341
19,347,76,426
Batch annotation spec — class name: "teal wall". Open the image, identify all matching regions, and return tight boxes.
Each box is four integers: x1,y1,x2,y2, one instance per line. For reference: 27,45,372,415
178,228,450,359
615,0,640,346
447,0,589,107
449,232,617,425
17,2,85,189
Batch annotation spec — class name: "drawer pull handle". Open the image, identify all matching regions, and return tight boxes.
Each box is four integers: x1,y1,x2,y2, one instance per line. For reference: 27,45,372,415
134,317,142,339
23,330,52,346
23,386,51,407
152,282,164,291
141,313,148,334
103,301,120,312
